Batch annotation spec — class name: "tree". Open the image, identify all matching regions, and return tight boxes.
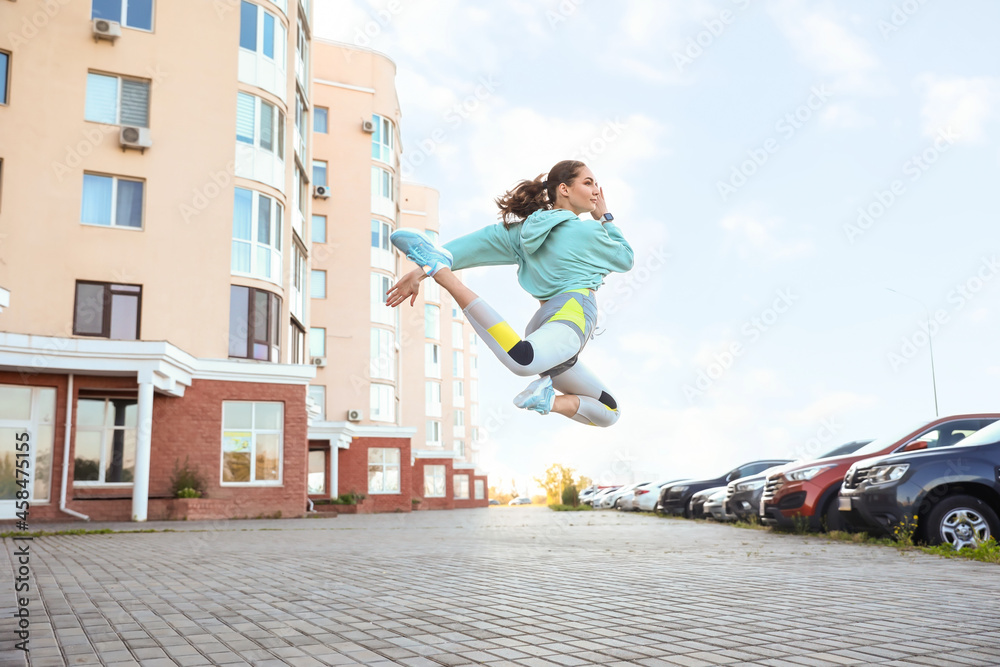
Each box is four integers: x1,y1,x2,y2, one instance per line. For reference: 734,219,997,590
576,474,593,491
534,463,576,505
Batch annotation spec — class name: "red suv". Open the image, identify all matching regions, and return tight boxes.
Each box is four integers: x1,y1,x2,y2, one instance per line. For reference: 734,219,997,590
760,414,1000,531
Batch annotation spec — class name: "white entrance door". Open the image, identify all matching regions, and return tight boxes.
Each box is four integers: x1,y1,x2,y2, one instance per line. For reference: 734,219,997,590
0,385,56,520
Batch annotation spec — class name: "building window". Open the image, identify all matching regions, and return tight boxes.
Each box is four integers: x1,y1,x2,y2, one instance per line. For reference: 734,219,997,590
228,286,281,361
308,385,325,420
453,380,464,407
311,269,326,299
370,383,394,422
240,1,285,64
0,51,9,105
424,304,440,340
370,219,391,251
371,273,393,325
295,16,309,86
424,277,440,303
424,465,446,498
0,385,56,502
470,380,478,404
370,328,395,380
455,440,465,458
452,304,462,319
312,160,327,187
368,448,400,494
85,72,150,127
426,420,441,447
73,281,141,340
289,321,305,364
474,479,485,500
294,89,308,161
371,114,394,163
232,188,282,283
371,166,393,201
454,410,464,428
93,0,154,31
454,474,469,499
309,327,325,358
291,244,306,321
81,173,144,229
312,214,326,243
470,355,478,377
307,449,325,494
314,106,327,133
425,343,441,378
470,332,479,349
236,93,284,158
221,401,283,484
425,381,441,417
453,351,464,377
452,321,464,349
73,397,137,485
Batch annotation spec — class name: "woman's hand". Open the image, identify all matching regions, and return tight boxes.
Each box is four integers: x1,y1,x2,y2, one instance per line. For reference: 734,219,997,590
591,187,610,221
385,269,425,307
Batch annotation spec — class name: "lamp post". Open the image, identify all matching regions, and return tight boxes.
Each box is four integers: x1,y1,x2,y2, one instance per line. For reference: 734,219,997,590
887,288,939,417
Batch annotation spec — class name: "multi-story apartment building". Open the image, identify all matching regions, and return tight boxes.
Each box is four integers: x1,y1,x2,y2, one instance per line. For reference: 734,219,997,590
307,39,487,513
0,5,486,522
0,0,318,522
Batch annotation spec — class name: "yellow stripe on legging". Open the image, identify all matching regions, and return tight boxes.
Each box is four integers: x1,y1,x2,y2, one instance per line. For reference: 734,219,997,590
548,297,585,331
486,321,522,352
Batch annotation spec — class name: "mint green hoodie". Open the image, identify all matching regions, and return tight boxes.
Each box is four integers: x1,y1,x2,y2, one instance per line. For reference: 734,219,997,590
443,209,634,300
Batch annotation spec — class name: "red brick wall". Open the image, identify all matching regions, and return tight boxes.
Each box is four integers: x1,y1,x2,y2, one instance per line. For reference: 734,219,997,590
337,436,412,513
412,458,454,511
0,372,308,523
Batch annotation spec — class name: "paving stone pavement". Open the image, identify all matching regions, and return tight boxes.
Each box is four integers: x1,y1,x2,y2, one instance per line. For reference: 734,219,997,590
2,507,1000,667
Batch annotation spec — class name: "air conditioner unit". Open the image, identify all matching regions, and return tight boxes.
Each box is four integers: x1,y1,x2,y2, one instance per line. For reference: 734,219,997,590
313,185,330,199
92,18,122,42
119,126,152,152
310,356,326,367
347,409,363,422
361,119,376,133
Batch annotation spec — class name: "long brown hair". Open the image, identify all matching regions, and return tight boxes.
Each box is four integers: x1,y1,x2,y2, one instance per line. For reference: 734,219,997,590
494,160,587,228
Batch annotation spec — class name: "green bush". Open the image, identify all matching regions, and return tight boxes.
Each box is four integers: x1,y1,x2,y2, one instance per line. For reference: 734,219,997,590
561,484,579,507
170,457,205,498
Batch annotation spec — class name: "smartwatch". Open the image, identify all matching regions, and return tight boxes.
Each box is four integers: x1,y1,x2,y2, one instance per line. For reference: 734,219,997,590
601,213,614,222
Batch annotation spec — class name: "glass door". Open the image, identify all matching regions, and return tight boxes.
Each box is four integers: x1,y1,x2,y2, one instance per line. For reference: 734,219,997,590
0,386,56,520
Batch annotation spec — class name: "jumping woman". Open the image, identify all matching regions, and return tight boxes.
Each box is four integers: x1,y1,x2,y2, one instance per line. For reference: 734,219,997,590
385,160,633,427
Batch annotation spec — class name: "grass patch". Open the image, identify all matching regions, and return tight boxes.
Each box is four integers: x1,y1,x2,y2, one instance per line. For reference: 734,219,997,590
548,504,593,511
0,528,170,538
919,538,1000,564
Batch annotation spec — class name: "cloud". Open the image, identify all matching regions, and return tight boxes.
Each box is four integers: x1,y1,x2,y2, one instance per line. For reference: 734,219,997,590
917,74,1000,144
720,213,815,261
820,103,875,129
768,0,883,95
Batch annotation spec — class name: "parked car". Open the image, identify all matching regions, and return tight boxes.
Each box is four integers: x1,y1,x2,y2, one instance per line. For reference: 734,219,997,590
582,485,617,506
653,479,690,514
629,480,676,511
704,487,737,522
587,486,620,508
611,482,650,510
660,460,792,517
578,485,600,504
725,440,873,522
688,486,720,519
599,483,646,509
508,497,532,506
839,419,1000,548
761,415,1000,531
488,499,500,506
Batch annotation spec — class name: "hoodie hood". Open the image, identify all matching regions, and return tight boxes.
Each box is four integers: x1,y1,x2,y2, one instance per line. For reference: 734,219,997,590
519,208,579,255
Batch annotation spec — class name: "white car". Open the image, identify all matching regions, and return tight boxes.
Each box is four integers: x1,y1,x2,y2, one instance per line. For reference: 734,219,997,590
508,497,532,506
601,482,648,509
629,481,667,511
704,487,737,521
614,481,652,511
588,486,621,509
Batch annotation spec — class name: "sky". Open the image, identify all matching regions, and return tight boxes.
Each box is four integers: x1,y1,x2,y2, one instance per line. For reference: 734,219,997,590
314,0,1000,494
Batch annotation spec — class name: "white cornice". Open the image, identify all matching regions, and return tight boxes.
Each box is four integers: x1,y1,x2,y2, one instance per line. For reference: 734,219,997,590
0,333,315,397
412,449,457,459
313,78,375,94
308,421,417,448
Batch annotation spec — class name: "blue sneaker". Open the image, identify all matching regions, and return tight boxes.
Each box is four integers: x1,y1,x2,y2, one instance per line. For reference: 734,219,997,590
390,229,453,276
514,376,555,415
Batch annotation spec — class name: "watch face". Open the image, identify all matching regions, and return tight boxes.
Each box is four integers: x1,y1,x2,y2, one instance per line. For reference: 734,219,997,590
603,213,614,221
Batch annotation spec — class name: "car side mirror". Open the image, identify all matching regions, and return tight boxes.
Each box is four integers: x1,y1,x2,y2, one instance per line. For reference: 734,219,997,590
903,440,929,451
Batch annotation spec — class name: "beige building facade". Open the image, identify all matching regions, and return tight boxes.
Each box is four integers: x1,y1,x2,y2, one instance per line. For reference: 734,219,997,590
0,6,487,522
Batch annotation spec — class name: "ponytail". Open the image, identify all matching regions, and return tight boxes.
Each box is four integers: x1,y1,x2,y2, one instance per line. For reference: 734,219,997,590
494,160,587,228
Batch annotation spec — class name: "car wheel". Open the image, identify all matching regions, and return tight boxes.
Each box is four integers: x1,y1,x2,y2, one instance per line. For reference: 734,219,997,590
823,496,846,532
925,495,1000,550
